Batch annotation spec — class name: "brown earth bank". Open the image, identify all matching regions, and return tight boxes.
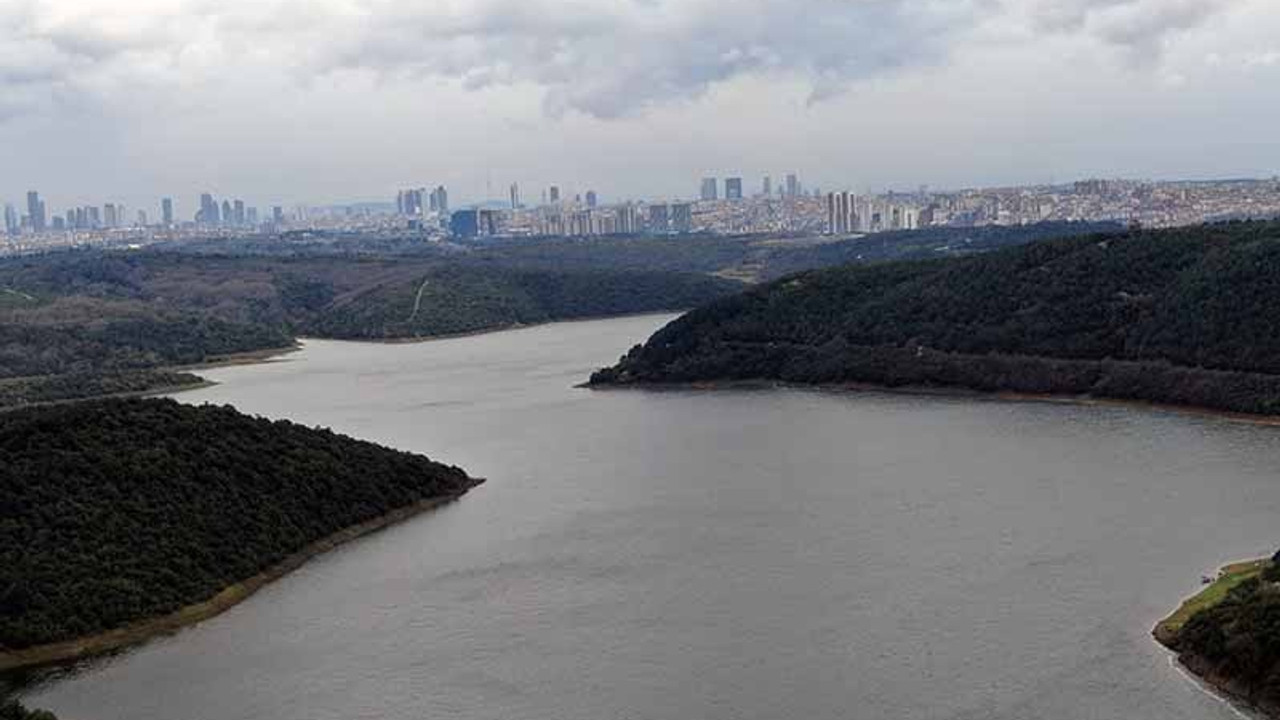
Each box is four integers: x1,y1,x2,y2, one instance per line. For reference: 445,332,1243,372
586,373,1280,429
0,479,483,674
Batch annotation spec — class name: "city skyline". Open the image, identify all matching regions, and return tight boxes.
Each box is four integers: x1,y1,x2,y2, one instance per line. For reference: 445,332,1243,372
1,1,1278,210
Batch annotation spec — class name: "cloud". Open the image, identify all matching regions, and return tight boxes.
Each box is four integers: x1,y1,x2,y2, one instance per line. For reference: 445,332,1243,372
0,0,1249,121
1024,0,1240,59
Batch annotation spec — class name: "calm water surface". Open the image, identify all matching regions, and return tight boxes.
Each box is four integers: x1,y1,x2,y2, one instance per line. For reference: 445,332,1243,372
23,314,1280,720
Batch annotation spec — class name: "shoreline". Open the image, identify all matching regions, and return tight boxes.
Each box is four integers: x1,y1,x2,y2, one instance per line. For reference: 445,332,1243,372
1153,557,1276,719
0,478,484,675
297,310,681,346
585,377,1280,428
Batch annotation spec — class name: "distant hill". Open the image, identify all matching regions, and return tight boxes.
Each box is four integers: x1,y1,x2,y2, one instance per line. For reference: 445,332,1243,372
0,398,480,666
0,252,741,405
591,221,1280,417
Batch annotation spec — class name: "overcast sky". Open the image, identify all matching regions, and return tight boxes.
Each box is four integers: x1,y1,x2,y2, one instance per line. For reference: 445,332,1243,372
2,0,1278,214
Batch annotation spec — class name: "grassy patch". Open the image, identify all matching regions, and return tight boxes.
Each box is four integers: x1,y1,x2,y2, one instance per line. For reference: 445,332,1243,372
1156,559,1269,643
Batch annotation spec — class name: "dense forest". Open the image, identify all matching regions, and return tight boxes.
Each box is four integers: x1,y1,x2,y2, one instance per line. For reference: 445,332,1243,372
0,252,740,402
591,221,1280,416
1172,556,1280,712
0,398,479,653
0,221,1113,406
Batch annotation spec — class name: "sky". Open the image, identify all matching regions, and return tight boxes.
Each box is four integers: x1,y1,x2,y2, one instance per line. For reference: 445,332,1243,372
1,0,1279,214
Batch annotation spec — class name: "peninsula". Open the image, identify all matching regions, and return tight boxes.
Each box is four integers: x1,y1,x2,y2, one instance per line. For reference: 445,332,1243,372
1155,554,1280,717
0,398,482,672
590,220,1280,418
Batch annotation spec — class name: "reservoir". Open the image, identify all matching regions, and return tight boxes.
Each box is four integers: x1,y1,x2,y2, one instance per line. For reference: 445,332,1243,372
22,314,1280,719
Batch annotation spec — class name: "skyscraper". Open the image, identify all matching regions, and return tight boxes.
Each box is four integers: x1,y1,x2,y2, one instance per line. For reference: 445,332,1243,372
103,203,118,228
431,185,449,214
233,199,246,226
510,183,520,210
585,190,598,209
762,176,772,198
26,191,45,233
221,200,233,226
3,204,17,235
199,194,218,225
700,177,718,201
671,203,693,233
616,204,639,234
161,198,174,226
725,177,743,201
647,204,670,233
272,206,285,225
549,185,561,205
786,174,799,199
826,191,858,235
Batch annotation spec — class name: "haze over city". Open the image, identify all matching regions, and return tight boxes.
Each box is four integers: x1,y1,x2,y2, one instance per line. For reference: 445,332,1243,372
2,0,1279,210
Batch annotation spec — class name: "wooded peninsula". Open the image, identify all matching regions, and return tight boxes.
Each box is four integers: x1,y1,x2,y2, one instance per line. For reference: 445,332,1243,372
591,221,1280,418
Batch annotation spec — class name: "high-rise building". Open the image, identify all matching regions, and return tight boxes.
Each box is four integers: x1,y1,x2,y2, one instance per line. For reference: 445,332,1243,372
700,177,718,201
431,186,449,214
671,203,693,233
3,204,17,235
647,204,670,233
233,199,246,226
137,210,148,227
199,193,219,225
52,216,65,231
26,191,45,233
762,176,772,198
585,190,598,209
104,204,118,228
509,183,520,210
272,206,285,225
449,209,497,238
398,188,423,216
616,204,639,234
725,177,743,201
221,200,233,226
247,207,258,226
161,198,174,226
87,206,101,228
549,185,561,204
786,174,799,199
826,191,859,235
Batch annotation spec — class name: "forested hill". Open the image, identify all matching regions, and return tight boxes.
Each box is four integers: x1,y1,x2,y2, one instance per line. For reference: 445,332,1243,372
0,253,741,407
591,221,1280,416
0,398,479,661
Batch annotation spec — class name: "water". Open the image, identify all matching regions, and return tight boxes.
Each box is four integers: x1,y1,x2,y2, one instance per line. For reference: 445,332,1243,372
21,314,1280,720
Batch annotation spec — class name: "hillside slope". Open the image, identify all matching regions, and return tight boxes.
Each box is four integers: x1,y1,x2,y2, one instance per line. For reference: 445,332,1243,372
0,398,479,662
591,221,1280,416
0,253,740,406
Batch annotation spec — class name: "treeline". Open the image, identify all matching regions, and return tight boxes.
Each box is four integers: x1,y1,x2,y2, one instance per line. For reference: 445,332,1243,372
1173,557,1280,712
0,371,204,409
0,700,55,720
0,398,478,651
304,265,743,340
0,252,739,397
592,221,1280,415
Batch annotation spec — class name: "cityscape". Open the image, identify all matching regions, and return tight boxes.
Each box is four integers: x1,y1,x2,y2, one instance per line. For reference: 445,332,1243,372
5,173,1280,256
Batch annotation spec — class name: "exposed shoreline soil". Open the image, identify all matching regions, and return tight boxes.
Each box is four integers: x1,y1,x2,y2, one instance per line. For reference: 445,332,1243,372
586,377,1280,428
